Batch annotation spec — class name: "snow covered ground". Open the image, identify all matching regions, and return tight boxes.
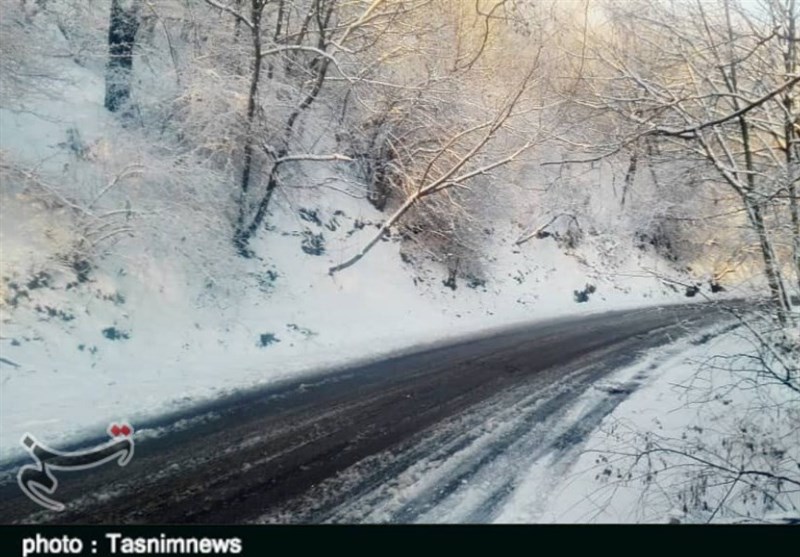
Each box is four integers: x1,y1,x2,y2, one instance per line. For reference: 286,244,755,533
496,324,800,524
0,56,748,461
0,179,716,465
2,2,794,525
0,10,751,514
250,321,796,524
0,45,744,466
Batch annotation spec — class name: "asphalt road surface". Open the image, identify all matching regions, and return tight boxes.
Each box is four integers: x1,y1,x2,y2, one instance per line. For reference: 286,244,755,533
0,302,745,524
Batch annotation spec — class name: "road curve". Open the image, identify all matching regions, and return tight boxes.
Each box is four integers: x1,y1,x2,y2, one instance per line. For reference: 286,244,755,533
0,302,744,524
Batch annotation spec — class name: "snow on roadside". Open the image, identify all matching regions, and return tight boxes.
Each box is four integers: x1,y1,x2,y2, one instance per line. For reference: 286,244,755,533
0,28,743,466
496,322,800,524
0,190,711,466
0,98,722,465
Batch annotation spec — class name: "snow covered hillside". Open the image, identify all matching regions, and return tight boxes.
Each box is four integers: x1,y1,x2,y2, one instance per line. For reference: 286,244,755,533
4,1,797,527
0,111,713,462
0,0,747,464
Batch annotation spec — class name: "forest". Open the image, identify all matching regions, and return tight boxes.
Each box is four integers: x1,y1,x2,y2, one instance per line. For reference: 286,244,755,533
0,0,798,523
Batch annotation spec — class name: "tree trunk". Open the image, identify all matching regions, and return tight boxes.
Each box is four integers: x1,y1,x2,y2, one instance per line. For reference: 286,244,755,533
104,0,140,115
236,0,334,255
784,0,800,296
747,199,792,322
722,0,791,319
621,146,638,207
234,0,264,255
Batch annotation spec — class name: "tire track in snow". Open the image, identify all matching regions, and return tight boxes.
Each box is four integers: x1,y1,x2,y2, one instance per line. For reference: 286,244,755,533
256,318,725,523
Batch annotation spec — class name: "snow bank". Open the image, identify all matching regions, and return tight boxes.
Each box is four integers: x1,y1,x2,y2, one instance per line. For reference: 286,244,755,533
497,324,800,523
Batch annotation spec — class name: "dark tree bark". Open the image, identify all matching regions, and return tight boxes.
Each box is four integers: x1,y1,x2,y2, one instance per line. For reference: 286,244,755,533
205,0,347,256
621,146,638,208
235,0,265,256
235,0,337,254
104,0,140,114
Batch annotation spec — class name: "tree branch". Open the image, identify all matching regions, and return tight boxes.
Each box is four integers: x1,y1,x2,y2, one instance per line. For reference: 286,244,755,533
203,0,254,30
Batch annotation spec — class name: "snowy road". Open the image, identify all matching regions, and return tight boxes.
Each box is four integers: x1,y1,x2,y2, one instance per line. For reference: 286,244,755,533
0,302,744,524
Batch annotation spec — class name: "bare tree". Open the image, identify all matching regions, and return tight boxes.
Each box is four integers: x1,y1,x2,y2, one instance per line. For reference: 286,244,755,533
555,0,800,522
573,0,799,322
769,0,800,294
328,1,544,273
329,63,540,273
203,0,410,255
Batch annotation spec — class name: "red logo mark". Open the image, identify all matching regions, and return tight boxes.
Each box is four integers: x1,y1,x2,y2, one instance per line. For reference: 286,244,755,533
108,423,133,437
